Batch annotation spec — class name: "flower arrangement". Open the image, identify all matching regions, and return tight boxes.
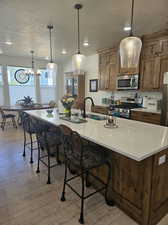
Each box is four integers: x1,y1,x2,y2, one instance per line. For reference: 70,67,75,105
61,95,75,109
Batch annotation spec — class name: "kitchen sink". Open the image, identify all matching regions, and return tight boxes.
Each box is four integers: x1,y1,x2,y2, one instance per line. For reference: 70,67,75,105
86,114,106,120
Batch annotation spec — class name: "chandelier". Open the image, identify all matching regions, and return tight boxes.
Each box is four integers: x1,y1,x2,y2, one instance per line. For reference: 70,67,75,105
25,50,41,76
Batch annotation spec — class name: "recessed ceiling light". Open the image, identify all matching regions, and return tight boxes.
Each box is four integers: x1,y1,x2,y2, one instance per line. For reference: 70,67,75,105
124,26,131,31
5,41,12,45
45,56,49,60
83,41,89,46
62,49,67,54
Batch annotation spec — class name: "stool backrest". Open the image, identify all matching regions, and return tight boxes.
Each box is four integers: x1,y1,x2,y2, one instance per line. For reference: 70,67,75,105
21,112,34,134
0,107,5,118
60,124,83,164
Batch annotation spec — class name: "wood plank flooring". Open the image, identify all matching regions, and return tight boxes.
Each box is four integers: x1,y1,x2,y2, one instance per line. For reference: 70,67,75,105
0,127,168,225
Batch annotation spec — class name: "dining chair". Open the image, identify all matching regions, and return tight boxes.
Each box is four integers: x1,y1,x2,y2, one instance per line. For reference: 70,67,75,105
0,107,17,131
59,124,114,224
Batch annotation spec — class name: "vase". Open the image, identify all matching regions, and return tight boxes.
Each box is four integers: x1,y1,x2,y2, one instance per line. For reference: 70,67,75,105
64,108,71,118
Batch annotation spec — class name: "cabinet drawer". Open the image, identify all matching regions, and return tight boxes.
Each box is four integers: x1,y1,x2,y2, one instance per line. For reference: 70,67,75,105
131,111,161,125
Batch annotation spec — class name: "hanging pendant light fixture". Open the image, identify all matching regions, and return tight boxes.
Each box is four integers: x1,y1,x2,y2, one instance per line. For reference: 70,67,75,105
119,0,142,69
72,4,85,74
25,50,41,76
46,25,57,73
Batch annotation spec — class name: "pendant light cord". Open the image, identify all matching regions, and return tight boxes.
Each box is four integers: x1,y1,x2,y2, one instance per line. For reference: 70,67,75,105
130,0,134,36
77,7,80,54
31,50,34,69
49,27,53,63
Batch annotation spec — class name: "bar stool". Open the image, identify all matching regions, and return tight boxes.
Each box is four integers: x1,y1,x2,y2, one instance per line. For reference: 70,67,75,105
32,120,62,184
21,112,38,163
60,124,114,224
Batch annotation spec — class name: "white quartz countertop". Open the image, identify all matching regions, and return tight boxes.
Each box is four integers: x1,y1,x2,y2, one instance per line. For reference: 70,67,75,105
26,109,168,162
131,108,161,114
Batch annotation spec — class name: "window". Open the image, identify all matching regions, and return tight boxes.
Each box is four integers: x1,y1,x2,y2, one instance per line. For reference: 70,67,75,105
39,69,56,103
39,69,55,86
7,66,36,105
0,66,3,86
7,66,34,86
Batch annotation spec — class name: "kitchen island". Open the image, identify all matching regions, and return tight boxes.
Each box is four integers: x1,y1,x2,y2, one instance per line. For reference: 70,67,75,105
26,109,168,225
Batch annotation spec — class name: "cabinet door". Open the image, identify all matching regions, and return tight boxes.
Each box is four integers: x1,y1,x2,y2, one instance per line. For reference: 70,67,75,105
109,63,117,91
99,64,110,90
140,58,160,90
159,56,168,88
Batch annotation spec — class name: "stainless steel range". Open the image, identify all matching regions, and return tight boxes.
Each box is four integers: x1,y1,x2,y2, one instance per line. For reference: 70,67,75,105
110,102,141,119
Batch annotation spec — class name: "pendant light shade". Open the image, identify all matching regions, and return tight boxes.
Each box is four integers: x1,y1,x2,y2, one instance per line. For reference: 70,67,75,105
120,36,142,68
72,53,85,73
119,0,142,69
72,4,85,73
46,25,57,73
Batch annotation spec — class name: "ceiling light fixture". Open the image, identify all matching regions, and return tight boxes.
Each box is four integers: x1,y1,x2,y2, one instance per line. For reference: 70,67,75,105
5,41,12,45
46,25,57,73
72,4,85,73
62,49,67,54
120,0,142,69
124,26,131,31
83,41,89,46
25,50,41,76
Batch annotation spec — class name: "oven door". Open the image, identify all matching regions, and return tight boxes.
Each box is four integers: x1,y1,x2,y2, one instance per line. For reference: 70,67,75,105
117,76,132,90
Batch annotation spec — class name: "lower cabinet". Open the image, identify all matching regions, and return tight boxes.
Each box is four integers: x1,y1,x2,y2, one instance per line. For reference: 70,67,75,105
131,110,161,125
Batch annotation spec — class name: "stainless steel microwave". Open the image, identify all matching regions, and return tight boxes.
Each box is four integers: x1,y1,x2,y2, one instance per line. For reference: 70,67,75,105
117,74,139,90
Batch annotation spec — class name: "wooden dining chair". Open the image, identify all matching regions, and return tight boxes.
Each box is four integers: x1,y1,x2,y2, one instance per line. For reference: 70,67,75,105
0,107,17,131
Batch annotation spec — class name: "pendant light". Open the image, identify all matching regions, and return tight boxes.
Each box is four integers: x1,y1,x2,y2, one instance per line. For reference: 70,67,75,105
72,4,85,74
119,0,142,69
25,50,41,76
46,25,57,73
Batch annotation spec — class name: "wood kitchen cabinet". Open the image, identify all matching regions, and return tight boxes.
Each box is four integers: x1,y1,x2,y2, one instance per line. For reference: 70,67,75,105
98,48,119,91
140,30,168,91
131,110,161,125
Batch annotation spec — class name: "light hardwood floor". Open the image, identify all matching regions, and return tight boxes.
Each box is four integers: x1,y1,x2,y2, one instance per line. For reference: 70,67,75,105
0,127,168,225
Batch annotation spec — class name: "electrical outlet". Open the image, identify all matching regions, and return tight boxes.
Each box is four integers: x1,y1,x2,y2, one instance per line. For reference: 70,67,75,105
158,155,166,165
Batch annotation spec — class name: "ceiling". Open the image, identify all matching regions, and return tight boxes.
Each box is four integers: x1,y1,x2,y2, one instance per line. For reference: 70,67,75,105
0,0,168,63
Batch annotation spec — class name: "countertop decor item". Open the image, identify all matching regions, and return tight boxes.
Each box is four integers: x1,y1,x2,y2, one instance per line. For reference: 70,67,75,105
72,4,85,73
46,24,57,74
17,96,34,107
119,0,142,69
89,79,98,92
61,95,75,117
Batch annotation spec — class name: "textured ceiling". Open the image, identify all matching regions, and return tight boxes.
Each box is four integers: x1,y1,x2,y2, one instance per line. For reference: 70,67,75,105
0,0,168,63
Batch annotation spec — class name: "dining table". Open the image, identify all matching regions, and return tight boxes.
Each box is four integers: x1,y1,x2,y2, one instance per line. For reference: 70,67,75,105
1,104,53,125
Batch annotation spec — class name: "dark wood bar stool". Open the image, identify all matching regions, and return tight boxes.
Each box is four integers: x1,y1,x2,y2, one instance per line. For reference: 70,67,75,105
0,107,17,130
60,124,114,224
21,112,38,163
32,120,62,184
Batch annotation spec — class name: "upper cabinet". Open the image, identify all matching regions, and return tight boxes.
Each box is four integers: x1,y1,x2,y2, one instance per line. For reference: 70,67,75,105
140,30,168,91
99,48,119,91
